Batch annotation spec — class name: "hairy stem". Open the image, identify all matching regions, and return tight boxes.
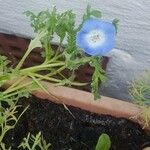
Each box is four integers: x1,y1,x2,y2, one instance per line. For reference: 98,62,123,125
20,62,65,74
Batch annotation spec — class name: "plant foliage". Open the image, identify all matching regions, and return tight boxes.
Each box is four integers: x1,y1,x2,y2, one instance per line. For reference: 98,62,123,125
130,71,150,106
23,6,110,99
0,6,118,149
130,71,150,128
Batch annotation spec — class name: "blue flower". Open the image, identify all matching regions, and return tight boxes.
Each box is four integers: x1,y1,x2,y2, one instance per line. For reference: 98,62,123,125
76,18,116,56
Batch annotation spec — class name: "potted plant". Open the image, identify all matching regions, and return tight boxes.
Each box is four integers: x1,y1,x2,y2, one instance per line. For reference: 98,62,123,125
0,6,150,149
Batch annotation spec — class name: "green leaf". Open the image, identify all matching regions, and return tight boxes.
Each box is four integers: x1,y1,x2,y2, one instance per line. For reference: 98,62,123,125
18,132,51,149
91,10,102,18
90,57,106,99
83,6,101,20
66,56,90,71
0,106,5,113
0,55,10,76
0,115,5,124
112,18,119,33
91,70,106,99
95,133,111,150
130,71,150,106
28,31,46,50
82,5,91,21
56,22,66,42
86,5,91,15
78,6,102,32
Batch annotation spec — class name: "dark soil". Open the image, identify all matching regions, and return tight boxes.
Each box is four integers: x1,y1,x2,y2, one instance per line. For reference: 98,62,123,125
4,96,150,150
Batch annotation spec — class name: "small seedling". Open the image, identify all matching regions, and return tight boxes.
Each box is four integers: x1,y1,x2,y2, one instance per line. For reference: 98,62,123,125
95,133,111,150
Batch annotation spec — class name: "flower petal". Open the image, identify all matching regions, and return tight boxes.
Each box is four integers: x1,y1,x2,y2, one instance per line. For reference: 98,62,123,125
76,18,116,56
76,31,87,49
81,18,101,32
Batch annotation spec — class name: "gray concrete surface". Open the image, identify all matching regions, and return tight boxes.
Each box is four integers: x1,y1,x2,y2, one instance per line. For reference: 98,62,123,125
0,0,150,101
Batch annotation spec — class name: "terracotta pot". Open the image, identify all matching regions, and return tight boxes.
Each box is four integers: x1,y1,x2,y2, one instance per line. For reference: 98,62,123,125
4,77,148,131
3,78,150,150
31,84,147,136
31,80,144,126
32,81,140,118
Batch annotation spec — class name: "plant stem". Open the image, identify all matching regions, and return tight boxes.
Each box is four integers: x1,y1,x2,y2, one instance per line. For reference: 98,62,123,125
1,88,36,100
33,73,87,86
20,62,65,74
47,53,62,63
32,73,61,82
15,31,46,70
3,81,33,95
15,47,32,70
47,65,66,77
6,76,27,91
44,37,53,62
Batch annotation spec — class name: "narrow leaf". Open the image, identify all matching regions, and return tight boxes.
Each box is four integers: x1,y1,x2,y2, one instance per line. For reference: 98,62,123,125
112,18,119,33
91,10,102,18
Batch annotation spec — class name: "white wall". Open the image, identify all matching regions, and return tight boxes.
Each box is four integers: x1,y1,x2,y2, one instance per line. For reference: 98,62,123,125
0,0,150,101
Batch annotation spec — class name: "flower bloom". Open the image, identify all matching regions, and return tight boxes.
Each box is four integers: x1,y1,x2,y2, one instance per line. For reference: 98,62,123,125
76,18,115,56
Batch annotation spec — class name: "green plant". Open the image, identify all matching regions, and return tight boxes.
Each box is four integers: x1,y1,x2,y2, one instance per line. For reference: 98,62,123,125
0,6,118,104
0,52,51,149
21,6,117,99
18,132,51,150
0,100,51,149
0,5,117,149
130,71,150,106
130,71,150,128
0,101,28,149
95,133,111,150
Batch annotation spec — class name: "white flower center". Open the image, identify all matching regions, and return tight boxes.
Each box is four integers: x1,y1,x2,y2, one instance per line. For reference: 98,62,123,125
86,30,105,48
